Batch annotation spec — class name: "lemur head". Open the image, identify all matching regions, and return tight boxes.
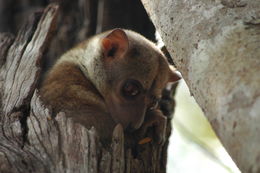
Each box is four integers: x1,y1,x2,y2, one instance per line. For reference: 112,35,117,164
80,29,181,130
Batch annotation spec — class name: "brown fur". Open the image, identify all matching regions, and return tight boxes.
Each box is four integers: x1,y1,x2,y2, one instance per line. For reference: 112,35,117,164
40,62,115,142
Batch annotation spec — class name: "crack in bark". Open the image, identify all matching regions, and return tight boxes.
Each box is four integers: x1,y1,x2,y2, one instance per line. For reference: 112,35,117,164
30,110,55,167
53,115,67,171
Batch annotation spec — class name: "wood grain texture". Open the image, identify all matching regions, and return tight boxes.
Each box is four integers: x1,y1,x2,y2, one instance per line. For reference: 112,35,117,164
0,33,14,67
1,4,59,115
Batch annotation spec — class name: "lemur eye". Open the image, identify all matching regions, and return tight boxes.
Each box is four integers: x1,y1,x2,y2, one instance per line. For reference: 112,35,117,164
121,80,142,99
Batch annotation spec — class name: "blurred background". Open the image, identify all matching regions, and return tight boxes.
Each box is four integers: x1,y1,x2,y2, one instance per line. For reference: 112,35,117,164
0,0,241,172
168,79,241,173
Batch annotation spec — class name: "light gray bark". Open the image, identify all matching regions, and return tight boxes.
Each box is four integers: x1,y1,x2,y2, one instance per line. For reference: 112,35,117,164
141,0,260,172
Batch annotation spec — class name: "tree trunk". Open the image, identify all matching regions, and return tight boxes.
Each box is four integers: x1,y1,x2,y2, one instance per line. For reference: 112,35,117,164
141,0,260,172
0,2,176,173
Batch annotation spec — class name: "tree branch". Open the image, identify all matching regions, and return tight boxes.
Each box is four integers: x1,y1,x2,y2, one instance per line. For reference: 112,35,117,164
141,0,260,172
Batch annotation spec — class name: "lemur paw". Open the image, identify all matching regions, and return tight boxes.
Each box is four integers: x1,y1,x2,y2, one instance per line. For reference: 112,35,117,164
139,109,167,145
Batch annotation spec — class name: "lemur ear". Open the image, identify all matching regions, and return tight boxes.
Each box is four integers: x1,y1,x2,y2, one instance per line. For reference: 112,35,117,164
168,66,182,82
102,29,129,58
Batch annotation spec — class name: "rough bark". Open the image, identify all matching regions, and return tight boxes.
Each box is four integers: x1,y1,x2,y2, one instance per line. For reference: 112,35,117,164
141,0,260,172
0,2,176,173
